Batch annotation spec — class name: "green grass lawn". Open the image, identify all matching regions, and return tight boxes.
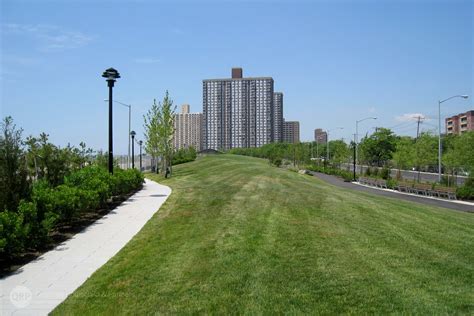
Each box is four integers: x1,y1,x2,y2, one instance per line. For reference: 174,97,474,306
53,154,474,314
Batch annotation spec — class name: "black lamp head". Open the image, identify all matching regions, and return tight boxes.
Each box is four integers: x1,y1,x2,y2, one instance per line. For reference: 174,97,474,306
102,67,121,80
138,140,143,145
130,130,136,137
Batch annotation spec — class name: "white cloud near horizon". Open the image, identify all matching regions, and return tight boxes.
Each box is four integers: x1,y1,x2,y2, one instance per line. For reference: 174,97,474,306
2,23,93,52
395,113,428,122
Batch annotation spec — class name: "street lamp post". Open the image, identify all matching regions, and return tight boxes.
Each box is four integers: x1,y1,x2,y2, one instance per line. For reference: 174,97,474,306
138,140,143,171
104,99,131,169
130,131,136,169
438,95,469,182
326,127,344,164
355,117,377,175
102,68,121,174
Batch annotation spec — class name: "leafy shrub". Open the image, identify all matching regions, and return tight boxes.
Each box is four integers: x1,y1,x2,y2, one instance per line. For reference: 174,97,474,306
456,177,474,200
386,179,398,189
380,167,391,180
365,167,371,176
372,168,379,177
0,209,26,259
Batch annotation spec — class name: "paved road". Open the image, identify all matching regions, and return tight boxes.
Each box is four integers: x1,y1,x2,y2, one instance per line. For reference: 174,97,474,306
0,179,171,315
308,171,473,213
340,163,467,186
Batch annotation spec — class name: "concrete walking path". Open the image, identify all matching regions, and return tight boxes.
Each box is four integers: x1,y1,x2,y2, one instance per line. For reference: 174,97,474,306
0,179,171,315
309,171,473,213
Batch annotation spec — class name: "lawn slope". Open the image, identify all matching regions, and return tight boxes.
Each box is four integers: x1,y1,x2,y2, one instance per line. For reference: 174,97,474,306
54,154,474,314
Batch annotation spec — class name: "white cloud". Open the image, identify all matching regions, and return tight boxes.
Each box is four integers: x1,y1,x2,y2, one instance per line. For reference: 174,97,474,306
133,58,160,64
395,113,428,122
2,23,93,51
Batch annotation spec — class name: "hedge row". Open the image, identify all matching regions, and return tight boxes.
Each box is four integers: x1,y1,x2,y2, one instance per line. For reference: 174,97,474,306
0,166,144,260
307,165,355,182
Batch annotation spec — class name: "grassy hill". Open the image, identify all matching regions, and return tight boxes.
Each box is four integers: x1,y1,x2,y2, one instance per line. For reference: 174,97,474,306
53,154,474,314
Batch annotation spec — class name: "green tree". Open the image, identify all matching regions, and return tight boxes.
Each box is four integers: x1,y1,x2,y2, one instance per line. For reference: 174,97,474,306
143,92,176,177
143,99,161,173
359,128,397,167
329,140,350,167
0,117,30,212
414,132,438,177
158,91,176,177
392,136,415,179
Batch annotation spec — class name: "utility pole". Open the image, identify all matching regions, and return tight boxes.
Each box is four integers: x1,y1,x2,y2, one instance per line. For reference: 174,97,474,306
416,116,422,139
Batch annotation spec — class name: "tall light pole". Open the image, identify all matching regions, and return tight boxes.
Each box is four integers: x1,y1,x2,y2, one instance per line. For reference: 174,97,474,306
102,68,121,174
130,130,136,169
438,95,469,182
355,117,377,175
104,99,132,169
138,140,143,171
326,127,344,163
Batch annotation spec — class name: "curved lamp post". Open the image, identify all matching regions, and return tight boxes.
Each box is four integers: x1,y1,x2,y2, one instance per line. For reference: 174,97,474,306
355,117,377,175
130,130,136,169
438,95,468,181
102,68,121,174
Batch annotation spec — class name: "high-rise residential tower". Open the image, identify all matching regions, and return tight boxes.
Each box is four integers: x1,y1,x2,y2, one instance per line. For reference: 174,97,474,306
202,68,275,150
273,92,284,142
283,120,300,143
314,128,328,144
173,104,202,151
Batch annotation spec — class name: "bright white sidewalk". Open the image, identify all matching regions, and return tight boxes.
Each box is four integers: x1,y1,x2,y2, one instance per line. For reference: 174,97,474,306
0,179,171,316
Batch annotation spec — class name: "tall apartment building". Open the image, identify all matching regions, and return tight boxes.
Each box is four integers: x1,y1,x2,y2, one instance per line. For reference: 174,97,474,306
173,104,202,151
202,68,276,150
283,120,300,143
273,92,284,142
314,128,327,144
446,110,474,135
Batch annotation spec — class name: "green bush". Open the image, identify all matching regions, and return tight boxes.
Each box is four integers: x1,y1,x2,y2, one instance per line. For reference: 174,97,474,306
365,167,371,176
380,167,391,180
372,168,379,177
456,177,474,200
0,209,26,259
387,179,398,189
1,165,144,263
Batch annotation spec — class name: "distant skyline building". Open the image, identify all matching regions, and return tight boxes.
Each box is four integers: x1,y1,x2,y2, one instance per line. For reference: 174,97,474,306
273,92,284,142
283,120,300,143
445,110,474,135
202,68,276,150
314,128,327,144
173,104,202,151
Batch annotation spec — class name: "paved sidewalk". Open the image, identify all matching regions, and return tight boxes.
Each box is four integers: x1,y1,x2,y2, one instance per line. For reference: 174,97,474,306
0,179,171,315
309,171,473,213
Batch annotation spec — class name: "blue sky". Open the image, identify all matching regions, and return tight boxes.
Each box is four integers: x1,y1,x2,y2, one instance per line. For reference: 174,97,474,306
1,0,472,154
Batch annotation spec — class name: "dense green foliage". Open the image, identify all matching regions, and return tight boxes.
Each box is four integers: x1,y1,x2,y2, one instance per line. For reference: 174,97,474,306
228,130,474,184
172,147,197,165
0,166,144,260
54,155,473,314
0,116,144,261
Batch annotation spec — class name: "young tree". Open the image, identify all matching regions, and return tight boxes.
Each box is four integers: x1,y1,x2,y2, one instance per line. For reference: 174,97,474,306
392,136,415,179
143,99,161,173
143,92,176,177
158,91,176,177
